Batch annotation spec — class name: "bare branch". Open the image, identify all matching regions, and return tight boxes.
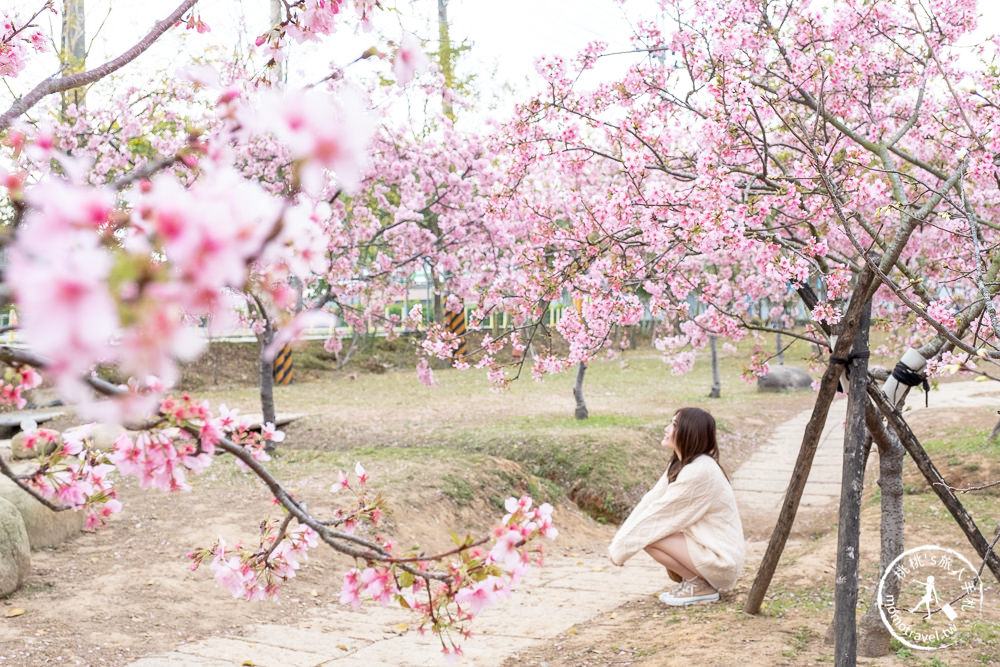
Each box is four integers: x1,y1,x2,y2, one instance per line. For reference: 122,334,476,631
0,0,201,131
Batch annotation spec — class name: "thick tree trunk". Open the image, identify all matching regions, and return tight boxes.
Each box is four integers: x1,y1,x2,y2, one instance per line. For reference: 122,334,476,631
270,0,285,84
833,300,871,666
573,361,588,420
258,324,277,452
745,266,877,614
708,335,721,398
438,0,454,120
61,0,86,110
857,405,905,657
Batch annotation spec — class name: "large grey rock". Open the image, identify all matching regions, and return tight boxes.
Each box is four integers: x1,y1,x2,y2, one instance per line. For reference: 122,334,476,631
757,365,813,392
0,410,65,438
10,430,60,460
89,423,127,452
0,496,30,596
0,475,84,548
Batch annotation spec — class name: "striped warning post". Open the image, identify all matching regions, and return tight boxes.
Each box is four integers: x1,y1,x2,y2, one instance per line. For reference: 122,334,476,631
444,308,468,359
273,343,294,385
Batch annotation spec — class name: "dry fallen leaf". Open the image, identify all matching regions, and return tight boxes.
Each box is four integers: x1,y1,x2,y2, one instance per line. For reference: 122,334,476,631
310,590,319,597
241,661,255,667
5,609,24,618
336,644,348,651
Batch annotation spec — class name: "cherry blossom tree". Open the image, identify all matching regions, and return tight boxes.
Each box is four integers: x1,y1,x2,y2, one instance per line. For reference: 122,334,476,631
490,0,1000,658
0,1,557,653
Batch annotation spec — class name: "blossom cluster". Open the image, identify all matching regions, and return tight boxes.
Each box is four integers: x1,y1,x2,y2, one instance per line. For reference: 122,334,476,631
0,8,48,78
190,461,380,601
19,423,122,531
336,494,557,653
5,79,377,422
0,365,41,410
189,522,319,601
110,396,276,492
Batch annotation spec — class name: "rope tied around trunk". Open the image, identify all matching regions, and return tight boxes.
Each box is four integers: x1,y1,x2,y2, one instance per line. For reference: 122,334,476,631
890,361,931,407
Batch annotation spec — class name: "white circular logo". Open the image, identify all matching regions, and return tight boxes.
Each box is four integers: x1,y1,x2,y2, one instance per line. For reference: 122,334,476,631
877,545,983,650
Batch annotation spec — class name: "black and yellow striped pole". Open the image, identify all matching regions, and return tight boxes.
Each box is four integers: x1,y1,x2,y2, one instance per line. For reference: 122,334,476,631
444,307,468,360
273,343,294,385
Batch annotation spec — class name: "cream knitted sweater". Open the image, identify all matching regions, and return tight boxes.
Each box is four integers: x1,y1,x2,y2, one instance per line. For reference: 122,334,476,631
608,454,745,590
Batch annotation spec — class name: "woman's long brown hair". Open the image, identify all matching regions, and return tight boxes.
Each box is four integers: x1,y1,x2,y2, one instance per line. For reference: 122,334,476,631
666,407,729,483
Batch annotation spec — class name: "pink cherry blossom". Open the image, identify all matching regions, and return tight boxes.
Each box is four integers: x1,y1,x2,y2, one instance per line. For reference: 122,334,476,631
393,33,429,85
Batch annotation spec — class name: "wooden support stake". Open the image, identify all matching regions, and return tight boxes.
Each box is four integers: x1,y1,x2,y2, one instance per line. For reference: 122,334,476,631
867,378,1000,582
744,267,876,614
834,300,871,666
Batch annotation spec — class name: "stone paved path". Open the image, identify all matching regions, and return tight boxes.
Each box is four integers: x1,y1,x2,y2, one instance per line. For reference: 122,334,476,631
132,549,663,666
732,380,1000,533
134,381,999,666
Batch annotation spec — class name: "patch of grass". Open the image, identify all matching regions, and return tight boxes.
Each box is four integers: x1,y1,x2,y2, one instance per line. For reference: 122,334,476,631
891,639,913,658
465,433,657,522
792,626,819,652
11,580,55,598
968,619,1000,643
978,651,1000,665
922,430,994,456
761,586,834,618
189,342,817,524
440,474,475,505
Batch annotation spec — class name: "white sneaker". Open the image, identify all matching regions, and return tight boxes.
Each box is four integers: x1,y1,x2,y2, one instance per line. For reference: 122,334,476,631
657,578,719,606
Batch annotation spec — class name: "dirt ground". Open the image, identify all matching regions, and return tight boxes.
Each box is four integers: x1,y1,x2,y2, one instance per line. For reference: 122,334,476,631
0,356,997,666
505,404,1000,667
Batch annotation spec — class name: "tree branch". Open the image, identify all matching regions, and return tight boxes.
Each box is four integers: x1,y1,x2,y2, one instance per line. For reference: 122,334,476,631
0,0,201,131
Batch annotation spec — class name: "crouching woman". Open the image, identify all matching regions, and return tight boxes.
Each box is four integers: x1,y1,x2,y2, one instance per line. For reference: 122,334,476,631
609,407,744,606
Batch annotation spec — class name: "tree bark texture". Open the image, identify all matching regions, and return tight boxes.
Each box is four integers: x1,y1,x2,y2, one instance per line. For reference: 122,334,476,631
857,402,905,657
834,300,871,666
437,0,455,119
744,265,877,614
258,324,277,451
708,336,721,398
573,362,588,420
270,0,286,83
61,0,87,109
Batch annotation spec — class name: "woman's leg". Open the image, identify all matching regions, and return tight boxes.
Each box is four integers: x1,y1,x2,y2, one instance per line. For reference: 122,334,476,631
643,533,700,581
